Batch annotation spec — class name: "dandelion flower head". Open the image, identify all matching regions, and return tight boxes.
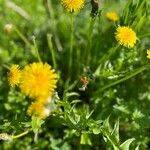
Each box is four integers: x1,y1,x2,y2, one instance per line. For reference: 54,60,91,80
147,49,150,59
27,101,50,119
61,0,85,12
8,64,21,87
115,26,137,48
36,96,52,104
106,11,119,22
20,62,57,99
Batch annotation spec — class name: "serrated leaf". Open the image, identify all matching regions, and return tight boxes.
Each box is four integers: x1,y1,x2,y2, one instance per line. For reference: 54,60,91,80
66,92,79,98
67,115,76,125
80,132,92,145
111,119,119,143
103,136,107,142
103,116,111,132
120,138,135,150
70,100,81,104
31,116,44,133
70,103,77,112
92,127,101,134
102,117,120,149
86,109,94,119
135,145,139,150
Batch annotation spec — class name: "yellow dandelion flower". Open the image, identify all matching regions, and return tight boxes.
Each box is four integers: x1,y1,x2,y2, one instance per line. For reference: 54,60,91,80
20,62,57,99
115,26,137,48
61,0,85,12
8,65,21,87
106,11,119,22
27,102,50,119
147,49,150,59
36,96,52,104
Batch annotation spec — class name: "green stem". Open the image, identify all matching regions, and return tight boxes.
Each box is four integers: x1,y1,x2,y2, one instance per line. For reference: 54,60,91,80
135,0,147,12
123,0,132,25
34,132,38,142
14,27,32,48
124,9,129,25
47,34,57,69
32,37,42,62
95,65,149,94
68,14,74,76
12,129,32,139
86,18,95,65
139,33,150,38
76,47,81,76
46,0,62,51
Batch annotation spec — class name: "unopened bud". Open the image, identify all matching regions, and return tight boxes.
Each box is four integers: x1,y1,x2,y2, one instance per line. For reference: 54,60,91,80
0,133,12,141
4,24,13,33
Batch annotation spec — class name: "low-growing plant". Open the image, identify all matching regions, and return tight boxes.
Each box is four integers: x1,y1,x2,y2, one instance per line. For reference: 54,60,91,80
0,0,150,149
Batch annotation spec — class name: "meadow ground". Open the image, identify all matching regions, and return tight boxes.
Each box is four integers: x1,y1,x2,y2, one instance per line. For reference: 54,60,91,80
0,0,150,149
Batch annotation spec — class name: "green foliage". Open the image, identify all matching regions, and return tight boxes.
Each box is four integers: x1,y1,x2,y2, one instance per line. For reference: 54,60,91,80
0,0,150,149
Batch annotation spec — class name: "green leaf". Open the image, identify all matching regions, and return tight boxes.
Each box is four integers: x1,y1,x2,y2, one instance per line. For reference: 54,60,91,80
111,119,119,143
135,146,139,150
70,100,81,104
95,65,148,94
66,92,79,98
122,0,132,24
92,127,101,135
120,138,135,150
80,132,92,145
31,116,44,142
135,14,146,31
67,115,77,125
103,116,111,132
31,116,44,133
102,117,120,149
86,109,94,119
